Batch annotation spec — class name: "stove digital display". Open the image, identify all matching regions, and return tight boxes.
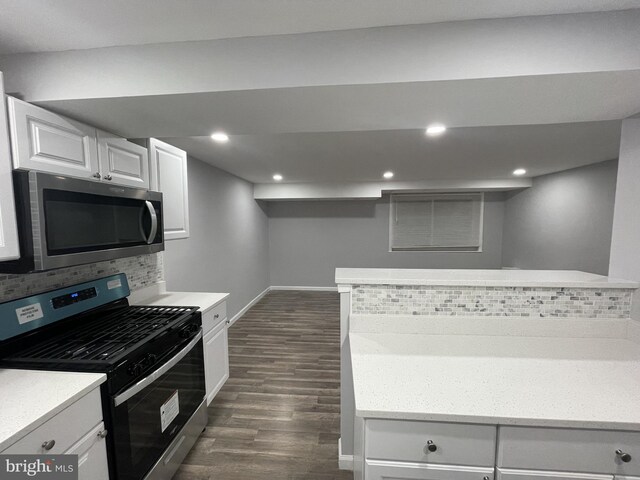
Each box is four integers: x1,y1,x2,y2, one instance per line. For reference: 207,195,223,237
51,287,97,309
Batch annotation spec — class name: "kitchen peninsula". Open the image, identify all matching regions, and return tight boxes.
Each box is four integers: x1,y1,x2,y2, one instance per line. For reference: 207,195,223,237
335,268,640,480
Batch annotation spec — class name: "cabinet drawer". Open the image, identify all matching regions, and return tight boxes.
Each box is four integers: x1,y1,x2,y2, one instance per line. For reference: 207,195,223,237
498,426,640,476
366,459,494,480
497,468,613,480
366,419,497,467
202,302,227,334
3,388,102,455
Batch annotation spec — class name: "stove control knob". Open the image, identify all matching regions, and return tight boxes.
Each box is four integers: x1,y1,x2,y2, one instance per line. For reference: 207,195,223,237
127,362,143,376
146,353,158,365
179,325,198,338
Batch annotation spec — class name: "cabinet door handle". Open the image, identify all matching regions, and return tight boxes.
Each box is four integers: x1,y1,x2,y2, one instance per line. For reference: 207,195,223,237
616,449,632,462
97,429,108,439
104,174,113,181
483,476,491,480
41,439,55,450
92,172,101,179
426,440,437,452
214,314,220,319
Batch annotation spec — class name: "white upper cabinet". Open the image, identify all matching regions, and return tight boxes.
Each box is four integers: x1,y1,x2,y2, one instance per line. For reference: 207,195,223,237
7,96,100,180
148,138,189,240
0,75,20,261
97,130,149,189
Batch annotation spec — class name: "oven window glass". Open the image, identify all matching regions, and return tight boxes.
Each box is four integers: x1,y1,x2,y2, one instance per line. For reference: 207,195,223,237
111,339,205,480
43,189,161,255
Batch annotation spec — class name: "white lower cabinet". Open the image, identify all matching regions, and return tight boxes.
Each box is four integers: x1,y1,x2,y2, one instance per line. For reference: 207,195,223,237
1,386,109,479
366,460,494,480
202,303,230,405
357,420,640,480
66,422,109,480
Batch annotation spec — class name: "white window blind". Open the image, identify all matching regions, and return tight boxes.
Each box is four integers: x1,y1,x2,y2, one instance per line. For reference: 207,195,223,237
390,193,484,251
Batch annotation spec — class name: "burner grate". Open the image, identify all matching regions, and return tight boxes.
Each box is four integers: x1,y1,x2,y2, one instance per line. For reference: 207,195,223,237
13,305,198,362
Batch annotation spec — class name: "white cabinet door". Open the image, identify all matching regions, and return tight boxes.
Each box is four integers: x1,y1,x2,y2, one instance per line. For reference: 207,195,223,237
97,129,149,189
366,460,494,480
203,319,229,405
66,423,109,480
7,96,100,179
148,138,189,240
0,74,19,261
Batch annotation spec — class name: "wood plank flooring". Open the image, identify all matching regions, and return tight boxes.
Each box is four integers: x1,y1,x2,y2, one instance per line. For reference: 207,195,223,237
174,290,353,480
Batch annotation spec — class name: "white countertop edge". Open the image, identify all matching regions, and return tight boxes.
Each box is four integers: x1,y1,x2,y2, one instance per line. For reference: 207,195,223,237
335,268,639,289
338,279,638,289
0,371,106,451
354,409,640,431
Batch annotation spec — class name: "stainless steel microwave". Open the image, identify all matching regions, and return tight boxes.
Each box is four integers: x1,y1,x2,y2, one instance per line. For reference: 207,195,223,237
0,170,163,273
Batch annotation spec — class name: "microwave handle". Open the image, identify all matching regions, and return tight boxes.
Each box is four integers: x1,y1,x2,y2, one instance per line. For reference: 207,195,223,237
113,330,202,407
145,200,158,244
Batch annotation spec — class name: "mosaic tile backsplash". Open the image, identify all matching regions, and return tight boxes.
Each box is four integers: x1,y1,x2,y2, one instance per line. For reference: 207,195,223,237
0,253,164,303
351,284,633,319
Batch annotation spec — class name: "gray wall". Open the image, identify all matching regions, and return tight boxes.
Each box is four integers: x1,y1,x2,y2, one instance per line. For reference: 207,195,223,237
502,159,618,275
163,156,270,319
268,193,505,287
609,119,640,321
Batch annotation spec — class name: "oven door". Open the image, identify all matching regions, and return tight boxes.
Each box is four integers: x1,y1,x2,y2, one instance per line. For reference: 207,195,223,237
111,331,205,480
19,170,163,271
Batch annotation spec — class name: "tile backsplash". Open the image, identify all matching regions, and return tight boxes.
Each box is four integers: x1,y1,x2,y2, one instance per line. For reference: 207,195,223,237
0,253,164,303
351,284,633,319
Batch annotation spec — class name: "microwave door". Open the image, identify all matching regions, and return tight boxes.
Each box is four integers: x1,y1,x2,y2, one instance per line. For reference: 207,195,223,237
28,172,163,271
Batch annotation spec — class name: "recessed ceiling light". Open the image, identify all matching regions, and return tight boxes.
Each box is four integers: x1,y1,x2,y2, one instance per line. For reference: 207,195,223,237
513,168,527,176
383,171,394,179
426,124,447,136
273,174,283,181
210,132,229,143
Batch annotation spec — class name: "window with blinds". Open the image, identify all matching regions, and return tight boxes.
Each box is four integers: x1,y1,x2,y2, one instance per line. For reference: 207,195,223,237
390,193,484,251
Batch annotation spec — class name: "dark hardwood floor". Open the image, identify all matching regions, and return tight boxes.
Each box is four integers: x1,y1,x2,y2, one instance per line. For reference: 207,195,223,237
174,290,353,480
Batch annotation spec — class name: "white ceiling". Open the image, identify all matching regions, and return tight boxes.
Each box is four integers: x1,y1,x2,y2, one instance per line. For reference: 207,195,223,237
38,71,640,138
1,0,640,54
161,121,621,184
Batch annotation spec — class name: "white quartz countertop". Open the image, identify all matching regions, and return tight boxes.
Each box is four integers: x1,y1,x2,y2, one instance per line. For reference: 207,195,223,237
0,369,106,451
350,332,640,429
335,268,639,289
134,291,229,312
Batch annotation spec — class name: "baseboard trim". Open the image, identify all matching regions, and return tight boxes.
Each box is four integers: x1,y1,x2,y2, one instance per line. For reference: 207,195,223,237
228,286,271,327
338,438,354,471
270,285,338,292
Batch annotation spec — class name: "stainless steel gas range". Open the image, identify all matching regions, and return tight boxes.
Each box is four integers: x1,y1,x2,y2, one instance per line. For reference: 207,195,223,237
0,274,207,480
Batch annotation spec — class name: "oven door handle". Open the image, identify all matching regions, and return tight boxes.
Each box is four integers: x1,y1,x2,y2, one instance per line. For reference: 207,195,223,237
113,330,202,407
145,200,158,244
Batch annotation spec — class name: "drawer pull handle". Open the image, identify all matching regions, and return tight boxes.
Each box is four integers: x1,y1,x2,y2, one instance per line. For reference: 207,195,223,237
41,439,55,451
97,429,108,439
214,314,220,319
616,449,632,463
426,440,437,453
